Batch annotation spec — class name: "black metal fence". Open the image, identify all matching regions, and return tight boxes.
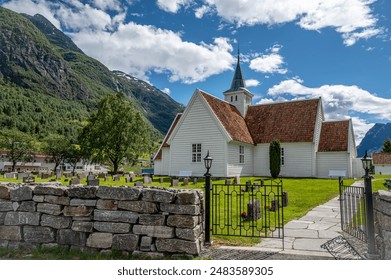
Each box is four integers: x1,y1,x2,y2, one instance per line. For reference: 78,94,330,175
339,179,367,242
211,179,284,240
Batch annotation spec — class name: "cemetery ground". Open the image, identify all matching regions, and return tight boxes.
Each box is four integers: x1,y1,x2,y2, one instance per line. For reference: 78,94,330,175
0,174,388,260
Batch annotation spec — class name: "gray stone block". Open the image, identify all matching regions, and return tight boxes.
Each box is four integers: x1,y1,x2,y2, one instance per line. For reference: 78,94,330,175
140,236,153,251
63,205,94,217
167,215,199,228
87,179,100,186
57,229,87,246
96,199,118,210
156,238,201,255
87,232,113,248
96,186,141,200
19,201,36,212
141,188,176,203
94,221,130,233
72,221,94,232
23,226,55,243
132,225,175,238
118,200,158,214
40,214,71,229
10,186,33,201
33,195,45,202
112,234,139,251
0,225,22,241
67,186,97,198
0,200,13,212
37,203,63,215
0,185,10,199
34,186,66,196
4,212,40,226
139,214,166,226
0,212,5,224
160,203,201,215
44,195,70,206
176,225,202,241
70,199,97,207
176,190,201,205
94,209,139,223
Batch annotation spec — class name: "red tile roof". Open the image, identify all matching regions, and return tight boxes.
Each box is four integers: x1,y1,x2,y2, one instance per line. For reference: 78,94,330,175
245,98,320,143
154,114,182,160
201,91,254,144
318,120,349,152
373,153,391,165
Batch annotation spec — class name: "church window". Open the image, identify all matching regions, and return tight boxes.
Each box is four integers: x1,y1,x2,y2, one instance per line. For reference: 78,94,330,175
192,144,202,163
239,145,245,164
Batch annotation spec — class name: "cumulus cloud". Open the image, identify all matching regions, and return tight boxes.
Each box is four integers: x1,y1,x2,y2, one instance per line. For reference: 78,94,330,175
246,79,260,87
262,78,391,143
3,0,235,84
156,0,192,13
249,45,287,74
162,88,171,95
200,0,381,46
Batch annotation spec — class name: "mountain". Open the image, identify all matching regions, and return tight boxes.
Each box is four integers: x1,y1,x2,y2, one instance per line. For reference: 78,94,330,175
0,7,183,141
357,123,391,157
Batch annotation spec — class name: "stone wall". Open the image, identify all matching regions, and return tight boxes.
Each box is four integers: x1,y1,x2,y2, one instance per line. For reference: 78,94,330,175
0,183,204,257
374,190,391,259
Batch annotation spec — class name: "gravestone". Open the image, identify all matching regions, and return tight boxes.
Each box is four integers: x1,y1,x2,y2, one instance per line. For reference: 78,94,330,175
98,173,106,179
87,179,100,186
171,178,179,187
17,173,29,180
193,177,197,184
4,173,15,179
159,177,164,184
64,172,72,178
134,181,143,187
23,175,35,183
270,199,280,212
234,176,240,185
282,191,288,207
41,173,50,179
247,200,261,221
225,179,231,185
112,175,120,181
56,171,63,180
70,178,81,185
143,175,152,184
183,178,189,186
87,174,96,181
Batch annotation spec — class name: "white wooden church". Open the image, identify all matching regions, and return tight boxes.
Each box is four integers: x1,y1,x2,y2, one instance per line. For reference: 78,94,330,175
154,55,361,178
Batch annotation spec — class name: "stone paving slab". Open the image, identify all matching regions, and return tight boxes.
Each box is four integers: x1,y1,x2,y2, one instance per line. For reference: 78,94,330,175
293,238,330,251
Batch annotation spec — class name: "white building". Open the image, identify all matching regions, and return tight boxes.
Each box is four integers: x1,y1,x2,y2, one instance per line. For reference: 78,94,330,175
154,55,360,178
373,153,391,175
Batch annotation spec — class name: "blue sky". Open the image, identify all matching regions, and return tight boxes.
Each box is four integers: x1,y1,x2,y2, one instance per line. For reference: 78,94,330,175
2,0,391,144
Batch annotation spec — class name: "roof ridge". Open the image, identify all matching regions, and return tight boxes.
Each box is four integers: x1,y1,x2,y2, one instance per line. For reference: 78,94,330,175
250,97,321,108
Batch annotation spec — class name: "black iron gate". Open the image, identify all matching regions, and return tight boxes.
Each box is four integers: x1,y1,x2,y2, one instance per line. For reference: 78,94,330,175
339,179,368,242
211,179,284,240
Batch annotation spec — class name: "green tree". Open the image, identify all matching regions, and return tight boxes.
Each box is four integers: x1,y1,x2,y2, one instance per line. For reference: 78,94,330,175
0,129,35,172
42,134,70,173
269,140,281,178
381,139,391,153
64,144,85,175
80,92,151,174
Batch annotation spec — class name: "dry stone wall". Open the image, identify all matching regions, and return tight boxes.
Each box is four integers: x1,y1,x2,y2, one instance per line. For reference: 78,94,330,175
374,190,391,259
0,183,204,257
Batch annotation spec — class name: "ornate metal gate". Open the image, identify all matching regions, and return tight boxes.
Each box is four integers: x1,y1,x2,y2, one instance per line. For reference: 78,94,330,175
339,179,367,242
211,179,284,240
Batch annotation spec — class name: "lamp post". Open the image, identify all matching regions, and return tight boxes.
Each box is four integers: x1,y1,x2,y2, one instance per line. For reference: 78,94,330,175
204,150,213,245
361,150,377,259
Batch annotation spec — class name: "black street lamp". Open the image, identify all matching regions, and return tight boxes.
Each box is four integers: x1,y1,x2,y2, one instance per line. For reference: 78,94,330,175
203,150,213,245
361,150,377,259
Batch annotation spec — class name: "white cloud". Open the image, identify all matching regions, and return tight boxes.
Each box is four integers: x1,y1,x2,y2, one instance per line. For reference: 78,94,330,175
156,0,192,13
195,5,212,19
246,79,260,87
263,78,391,143
249,45,287,74
201,0,381,46
162,88,171,95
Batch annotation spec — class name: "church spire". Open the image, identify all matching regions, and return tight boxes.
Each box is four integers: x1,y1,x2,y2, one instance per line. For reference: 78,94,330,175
225,49,246,93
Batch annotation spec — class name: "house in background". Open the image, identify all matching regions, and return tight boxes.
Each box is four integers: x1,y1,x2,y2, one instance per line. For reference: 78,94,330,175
372,153,391,174
154,54,361,178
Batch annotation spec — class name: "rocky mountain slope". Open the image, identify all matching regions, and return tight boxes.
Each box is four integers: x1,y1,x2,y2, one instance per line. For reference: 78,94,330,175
357,123,391,157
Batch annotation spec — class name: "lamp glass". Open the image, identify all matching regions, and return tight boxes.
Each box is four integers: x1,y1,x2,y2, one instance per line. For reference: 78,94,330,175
203,151,213,170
